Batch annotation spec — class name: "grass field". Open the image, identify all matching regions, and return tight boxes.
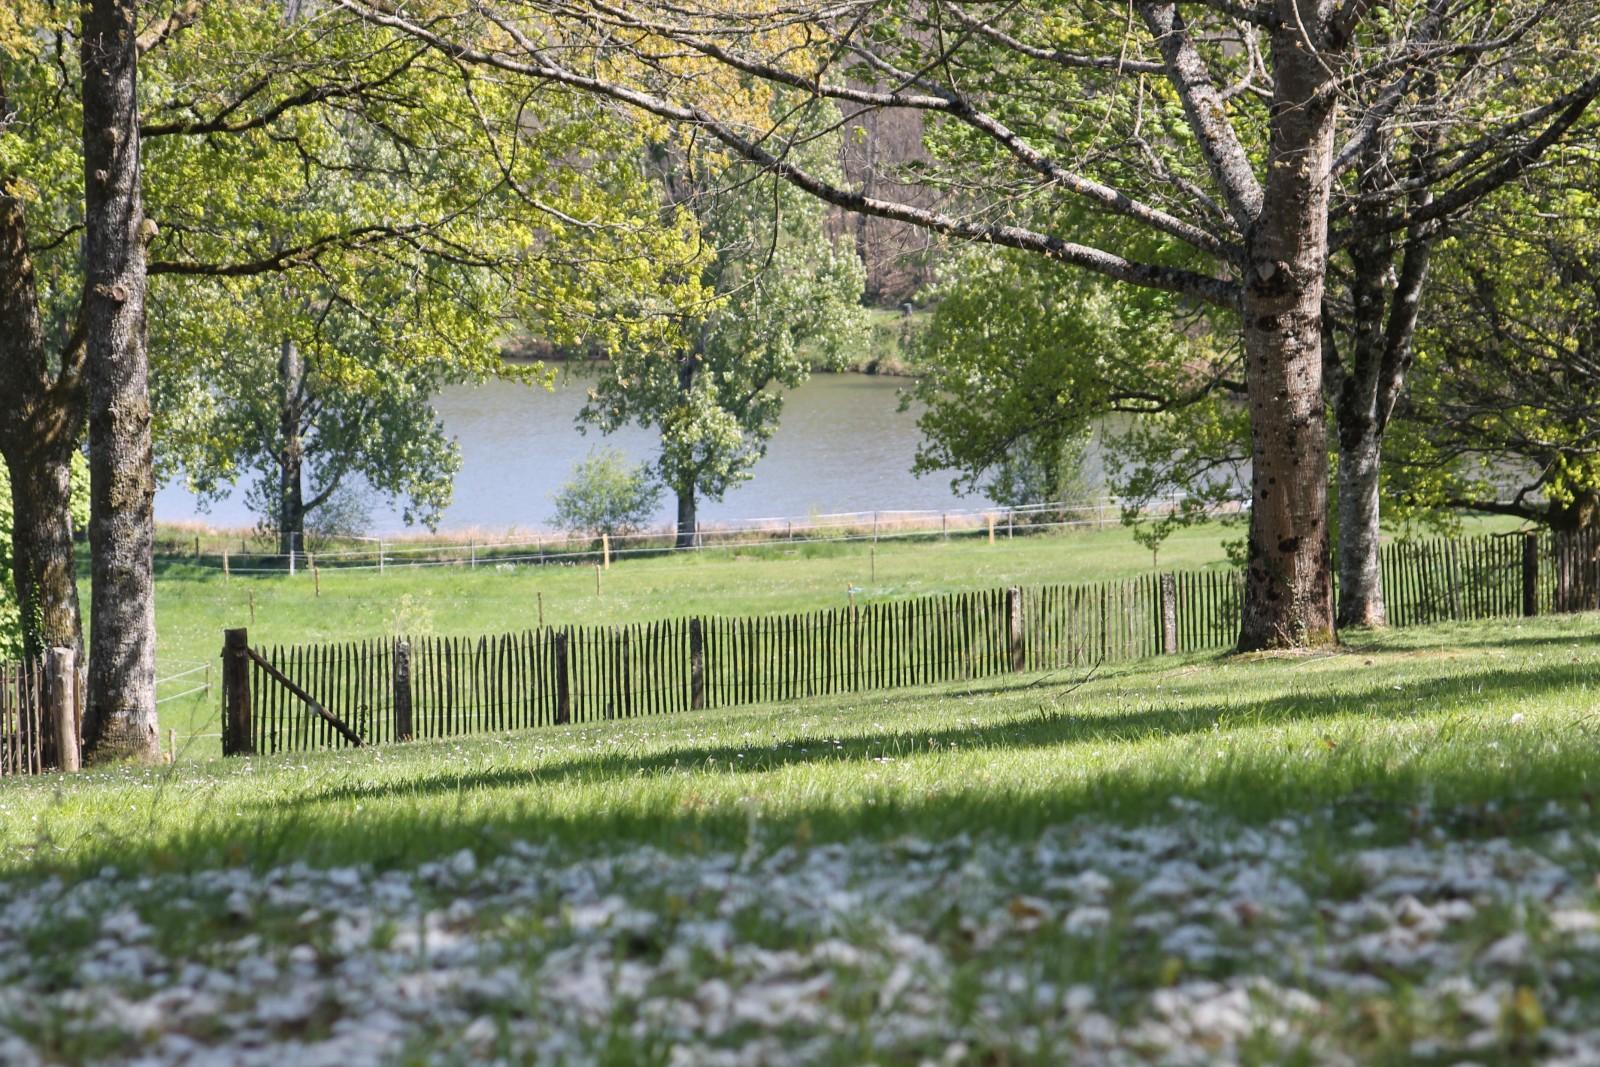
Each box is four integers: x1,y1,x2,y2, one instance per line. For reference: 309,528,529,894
148,515,1528,737
150,520,1248,734
5,609,1600,1063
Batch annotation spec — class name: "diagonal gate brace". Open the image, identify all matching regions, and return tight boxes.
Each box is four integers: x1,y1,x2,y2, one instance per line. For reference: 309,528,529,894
244,647,364,747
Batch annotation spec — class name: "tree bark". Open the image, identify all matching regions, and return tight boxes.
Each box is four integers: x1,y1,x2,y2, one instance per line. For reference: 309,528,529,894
1236,18,1337,651
278,337,306,558
81,0,160,762
1332,180,1395,630
672,350,699,550
6,448,85,660
0,148,87,662
1329,101,1439,630
1335,419,1386,628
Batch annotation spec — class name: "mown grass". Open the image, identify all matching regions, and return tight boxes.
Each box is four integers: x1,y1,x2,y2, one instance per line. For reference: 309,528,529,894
7,610,1600,1064
14,611,1600,882
147,514,1527,734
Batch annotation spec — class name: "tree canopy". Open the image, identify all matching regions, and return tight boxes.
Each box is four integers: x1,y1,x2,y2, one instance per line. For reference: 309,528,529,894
1389,152,1600,534
338,0,1600,649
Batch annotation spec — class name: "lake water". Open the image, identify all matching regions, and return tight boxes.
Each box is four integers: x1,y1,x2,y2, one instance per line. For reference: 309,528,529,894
154,372,992,534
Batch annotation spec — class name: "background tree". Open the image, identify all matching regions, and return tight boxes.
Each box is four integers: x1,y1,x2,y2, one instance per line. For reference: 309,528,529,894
550,446,663,539
344,0,1600,649
580,128,868,549
158,322,464,551
1388,155,1600,537
908,243,1228,520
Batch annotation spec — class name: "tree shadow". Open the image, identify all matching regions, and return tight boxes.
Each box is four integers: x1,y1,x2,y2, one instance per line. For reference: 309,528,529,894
268,649,1580,803
22,640,1577,879
20,619,1600,884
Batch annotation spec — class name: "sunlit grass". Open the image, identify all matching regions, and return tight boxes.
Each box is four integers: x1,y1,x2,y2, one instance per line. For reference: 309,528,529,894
12,611,1600,881
6,610,1600,1064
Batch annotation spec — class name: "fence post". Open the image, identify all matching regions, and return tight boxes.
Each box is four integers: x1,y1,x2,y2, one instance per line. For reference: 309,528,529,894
1160,573,1178,655
393,639,413,742
1523,532,1539,617
222,628,254,756
48,647,79,772
1006,587,1025,673
602,533,610,569
852,602,862,691
689,618,706,710
553,630,571,724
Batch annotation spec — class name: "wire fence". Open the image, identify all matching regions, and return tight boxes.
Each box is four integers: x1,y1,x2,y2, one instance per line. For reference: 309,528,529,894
160,499,1239,575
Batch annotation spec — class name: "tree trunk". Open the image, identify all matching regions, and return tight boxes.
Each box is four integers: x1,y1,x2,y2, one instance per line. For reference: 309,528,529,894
1332,198,1395,630
81,0,160,762
674,482,698,550
672,349,699,550
7,448,85,660
1329,123,1438,629
0,141,87,662
278,337,306,559
1236,24,1337,651
1335,420,1386,628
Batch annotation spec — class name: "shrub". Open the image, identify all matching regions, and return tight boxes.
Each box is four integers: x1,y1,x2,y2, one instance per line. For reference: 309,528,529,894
550,446,663,538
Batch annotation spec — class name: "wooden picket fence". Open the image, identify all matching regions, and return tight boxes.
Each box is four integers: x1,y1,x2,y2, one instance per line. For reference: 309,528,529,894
221,575,1239,755
1379,529,1598,626
219,528,1597,757
0,650,83,775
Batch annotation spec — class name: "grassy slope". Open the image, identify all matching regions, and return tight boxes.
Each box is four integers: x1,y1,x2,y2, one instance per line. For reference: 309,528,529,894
6,603,1600,1063
16,610,1598,879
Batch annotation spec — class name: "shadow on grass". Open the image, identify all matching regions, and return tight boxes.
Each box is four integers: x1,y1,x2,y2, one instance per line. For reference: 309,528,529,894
260,643,1593,801
19,632,1600,881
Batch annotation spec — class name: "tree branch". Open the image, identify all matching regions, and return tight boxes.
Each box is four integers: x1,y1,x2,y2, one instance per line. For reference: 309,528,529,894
335,0,1245,308
137,0,206,57
1135,1,1264,231
1333,71,1600,249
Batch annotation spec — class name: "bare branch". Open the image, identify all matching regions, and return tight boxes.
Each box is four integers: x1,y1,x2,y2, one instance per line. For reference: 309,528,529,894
1334,71,1600,249
942,2,1168,73
1136,1,1264,231
336,0,1245,307
137,1,206,57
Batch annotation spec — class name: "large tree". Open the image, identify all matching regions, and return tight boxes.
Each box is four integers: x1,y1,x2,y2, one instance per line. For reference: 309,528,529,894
78,0,158,759
341,0,1600,650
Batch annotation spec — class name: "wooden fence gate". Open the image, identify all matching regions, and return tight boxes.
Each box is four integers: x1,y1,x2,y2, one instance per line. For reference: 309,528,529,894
0,649,83,774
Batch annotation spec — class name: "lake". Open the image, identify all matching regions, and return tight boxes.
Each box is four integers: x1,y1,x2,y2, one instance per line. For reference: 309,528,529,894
154,372,992,534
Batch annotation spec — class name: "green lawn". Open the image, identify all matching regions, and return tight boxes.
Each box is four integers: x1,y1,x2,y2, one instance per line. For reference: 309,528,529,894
148,514,1528,736
150,519,1250,731
4,612,1600,1063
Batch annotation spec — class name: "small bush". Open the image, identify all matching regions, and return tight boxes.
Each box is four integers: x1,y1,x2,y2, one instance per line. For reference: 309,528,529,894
550,446,663,538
